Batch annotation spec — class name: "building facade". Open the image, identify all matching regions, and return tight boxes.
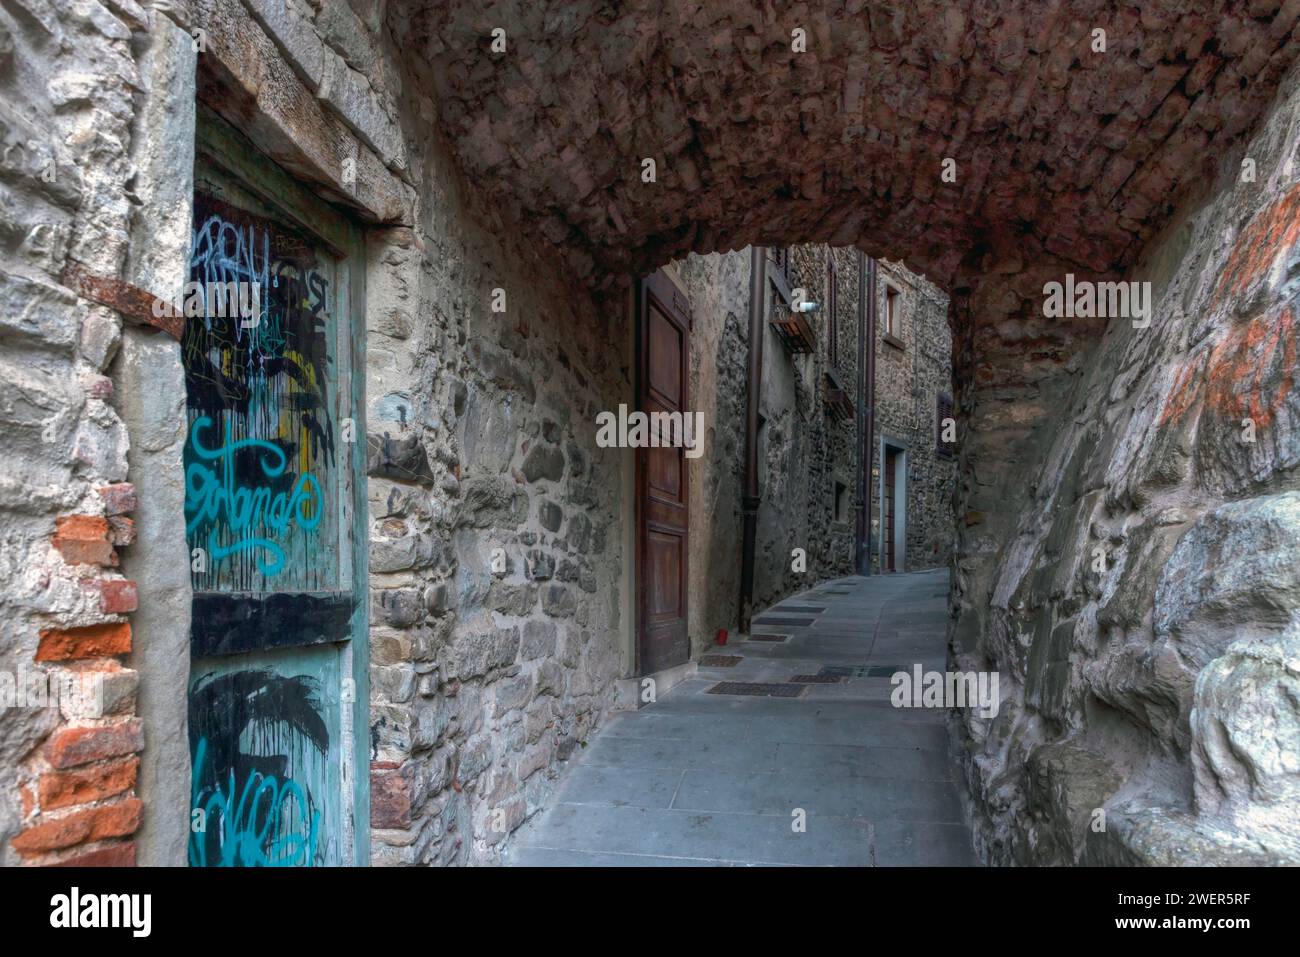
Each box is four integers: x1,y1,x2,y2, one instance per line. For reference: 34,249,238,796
672,244,954,655
869,260,957,574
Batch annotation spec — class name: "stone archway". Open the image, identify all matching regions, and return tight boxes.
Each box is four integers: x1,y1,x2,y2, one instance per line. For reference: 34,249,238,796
6,0,1297,869
386,0,1300,864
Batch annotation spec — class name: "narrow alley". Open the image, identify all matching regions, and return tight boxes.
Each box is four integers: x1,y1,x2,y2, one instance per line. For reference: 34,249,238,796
4,0,1300,895
506,570,974,866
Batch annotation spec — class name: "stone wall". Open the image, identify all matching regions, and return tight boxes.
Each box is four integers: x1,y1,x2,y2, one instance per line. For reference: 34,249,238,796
0,0,185,867
366,179,631,866
245,1,635,866
952,58,1300,866
189,0,637,868
0,0,637,869
870,260,957,572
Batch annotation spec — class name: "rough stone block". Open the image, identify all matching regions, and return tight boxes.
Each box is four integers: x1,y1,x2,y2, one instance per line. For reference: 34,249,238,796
522,444,565,483
538,499,563,532
370,761,414,830
524,548,555,581
520,620,558,660
541,584,577,618
96,482,136,516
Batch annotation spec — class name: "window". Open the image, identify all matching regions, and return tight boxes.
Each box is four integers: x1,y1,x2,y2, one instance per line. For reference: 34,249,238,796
772,246,789,281
885,284,901,338
826,256,838,366
937,393,955,458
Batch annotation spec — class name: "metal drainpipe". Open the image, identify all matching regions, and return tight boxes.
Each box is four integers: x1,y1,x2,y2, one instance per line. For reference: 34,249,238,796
739,245,766,632
857,254,877,575
854,250,867,574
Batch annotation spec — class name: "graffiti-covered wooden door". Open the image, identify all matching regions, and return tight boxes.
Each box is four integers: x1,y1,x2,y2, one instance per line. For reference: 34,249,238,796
183,108,368,866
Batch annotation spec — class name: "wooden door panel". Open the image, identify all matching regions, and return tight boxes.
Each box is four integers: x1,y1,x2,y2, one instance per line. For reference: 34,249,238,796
184,110,365,866
647,444,682,499
646,530,684,619
637,270,691,677
648,308,683,407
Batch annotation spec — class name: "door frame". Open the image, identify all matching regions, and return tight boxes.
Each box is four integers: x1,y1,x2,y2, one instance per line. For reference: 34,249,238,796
633,268,692,677
879,436,907,574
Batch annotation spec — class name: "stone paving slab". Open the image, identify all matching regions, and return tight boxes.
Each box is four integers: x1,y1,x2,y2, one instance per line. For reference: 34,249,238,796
551,765,684,809
504,569,978,867
514,804,875,866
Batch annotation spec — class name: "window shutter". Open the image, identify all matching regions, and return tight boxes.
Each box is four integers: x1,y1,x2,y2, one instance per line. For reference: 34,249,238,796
937,393,955,458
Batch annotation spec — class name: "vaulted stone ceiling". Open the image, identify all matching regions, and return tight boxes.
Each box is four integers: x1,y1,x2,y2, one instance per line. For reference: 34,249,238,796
392,0,1300,295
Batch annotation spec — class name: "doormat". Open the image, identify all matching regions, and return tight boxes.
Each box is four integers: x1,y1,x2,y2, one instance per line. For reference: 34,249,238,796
699,655,743,667
706,682,806,698
790,674,842,683
752,616,817,627
747,633,788,642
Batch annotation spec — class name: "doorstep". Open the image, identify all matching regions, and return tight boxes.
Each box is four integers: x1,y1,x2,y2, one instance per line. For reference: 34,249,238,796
612,658,699,711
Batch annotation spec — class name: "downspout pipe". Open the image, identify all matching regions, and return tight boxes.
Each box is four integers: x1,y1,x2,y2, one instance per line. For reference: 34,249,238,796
858,255,877,575
854,250,868,574
739,246,766,631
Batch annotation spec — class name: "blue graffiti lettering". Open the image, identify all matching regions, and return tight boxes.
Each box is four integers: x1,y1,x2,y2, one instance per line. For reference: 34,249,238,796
189,737,321,868
185,416,323,576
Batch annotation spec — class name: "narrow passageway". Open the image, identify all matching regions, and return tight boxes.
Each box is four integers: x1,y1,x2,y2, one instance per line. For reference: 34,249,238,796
505,570,975,866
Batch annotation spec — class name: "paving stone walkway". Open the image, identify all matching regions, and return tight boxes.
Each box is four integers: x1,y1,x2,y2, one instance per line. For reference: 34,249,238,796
504,569,978,866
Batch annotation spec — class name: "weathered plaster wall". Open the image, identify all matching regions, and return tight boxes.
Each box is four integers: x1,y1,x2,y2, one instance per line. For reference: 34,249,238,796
673,251,749,653
952,59,1300,865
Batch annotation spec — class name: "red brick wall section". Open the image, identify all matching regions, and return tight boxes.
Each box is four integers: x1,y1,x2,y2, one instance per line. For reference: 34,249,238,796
11,483,143,866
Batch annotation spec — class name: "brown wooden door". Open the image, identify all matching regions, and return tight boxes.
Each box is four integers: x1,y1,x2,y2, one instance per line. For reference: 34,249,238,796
883,448,897,572
636,269,691,676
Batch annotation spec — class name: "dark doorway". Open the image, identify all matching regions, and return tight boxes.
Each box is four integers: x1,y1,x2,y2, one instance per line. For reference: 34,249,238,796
883,447,899,572
635,269,692,675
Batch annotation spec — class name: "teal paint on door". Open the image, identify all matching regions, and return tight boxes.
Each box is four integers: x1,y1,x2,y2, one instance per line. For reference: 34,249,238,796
184,107,367,866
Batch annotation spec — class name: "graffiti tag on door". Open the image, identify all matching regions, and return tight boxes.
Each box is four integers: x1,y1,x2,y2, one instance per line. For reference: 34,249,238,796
189,669,333,867
183,193,339,592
